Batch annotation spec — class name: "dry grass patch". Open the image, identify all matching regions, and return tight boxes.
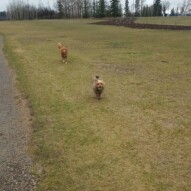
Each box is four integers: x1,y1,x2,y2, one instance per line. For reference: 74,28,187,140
0,19,190,191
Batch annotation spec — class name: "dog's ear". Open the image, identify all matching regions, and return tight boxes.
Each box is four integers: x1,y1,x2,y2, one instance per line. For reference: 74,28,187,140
57,43,62,47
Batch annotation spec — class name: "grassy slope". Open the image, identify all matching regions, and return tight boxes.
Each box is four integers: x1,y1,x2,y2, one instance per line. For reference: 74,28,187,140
136,16,191,26
0,19,191,191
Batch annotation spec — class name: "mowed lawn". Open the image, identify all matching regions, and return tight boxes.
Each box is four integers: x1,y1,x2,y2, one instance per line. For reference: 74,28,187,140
0,19,190,191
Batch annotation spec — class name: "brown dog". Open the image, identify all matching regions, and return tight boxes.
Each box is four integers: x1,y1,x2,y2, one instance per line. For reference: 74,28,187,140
93,76,105,100
57,43,68,63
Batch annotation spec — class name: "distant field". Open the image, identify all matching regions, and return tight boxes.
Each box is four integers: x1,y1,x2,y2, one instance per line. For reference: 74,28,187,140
0,19,190,191
136,16,191,26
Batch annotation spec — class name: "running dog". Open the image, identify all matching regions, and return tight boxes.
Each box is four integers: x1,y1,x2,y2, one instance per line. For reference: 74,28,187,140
57,43,68,63
93,76,105,100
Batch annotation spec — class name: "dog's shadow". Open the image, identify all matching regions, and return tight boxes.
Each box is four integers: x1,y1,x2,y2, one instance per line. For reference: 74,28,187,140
87,95,107,103
57,61,68,67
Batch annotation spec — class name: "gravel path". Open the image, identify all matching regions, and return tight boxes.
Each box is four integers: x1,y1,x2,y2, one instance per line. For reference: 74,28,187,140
0,36,36,191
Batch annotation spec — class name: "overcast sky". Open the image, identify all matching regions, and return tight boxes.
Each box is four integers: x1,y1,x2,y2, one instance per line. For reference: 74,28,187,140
0,0,185,12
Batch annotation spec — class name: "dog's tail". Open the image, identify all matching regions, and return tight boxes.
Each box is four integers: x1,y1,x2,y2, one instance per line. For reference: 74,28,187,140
93,75,100,83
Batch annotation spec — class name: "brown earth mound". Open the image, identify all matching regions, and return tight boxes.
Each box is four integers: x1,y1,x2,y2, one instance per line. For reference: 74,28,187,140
92,18,191,30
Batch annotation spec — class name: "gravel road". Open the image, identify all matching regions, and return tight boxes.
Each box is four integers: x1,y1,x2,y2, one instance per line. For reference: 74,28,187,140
0,36,36,191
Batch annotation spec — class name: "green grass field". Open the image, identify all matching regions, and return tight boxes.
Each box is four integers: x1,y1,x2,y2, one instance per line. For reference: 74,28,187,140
0,18,191,191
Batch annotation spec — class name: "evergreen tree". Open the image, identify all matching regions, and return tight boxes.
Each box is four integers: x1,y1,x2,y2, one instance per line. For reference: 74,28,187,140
57,0,63,18
142,5,148,16
118,2,122,17
135,0,140,16
170,8,175,16
83,0,89,18
97,0,105,18
124,0,130,17
92,0,97,17
110,0,120,17
142,5,153,16
153,0,162,16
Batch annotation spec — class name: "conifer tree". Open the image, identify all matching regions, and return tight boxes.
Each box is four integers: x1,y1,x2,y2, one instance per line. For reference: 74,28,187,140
98,0,105,17
170,8,175,16
124,0,130,17
135,0,140,16
83,0,89,18
153,0,162,16
110,0,120,17
92,0,97,17
57,0,63,18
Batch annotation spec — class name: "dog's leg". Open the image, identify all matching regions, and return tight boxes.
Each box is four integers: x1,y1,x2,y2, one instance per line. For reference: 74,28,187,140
62,59,67,64
96,93,101,100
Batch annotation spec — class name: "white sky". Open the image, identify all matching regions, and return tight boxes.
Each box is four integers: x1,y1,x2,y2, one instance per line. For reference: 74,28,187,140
0,0,185,12
0,0,56,11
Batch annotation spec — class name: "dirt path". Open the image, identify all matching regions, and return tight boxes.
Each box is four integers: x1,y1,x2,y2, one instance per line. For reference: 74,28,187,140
93,18,191,30
0,36,35,190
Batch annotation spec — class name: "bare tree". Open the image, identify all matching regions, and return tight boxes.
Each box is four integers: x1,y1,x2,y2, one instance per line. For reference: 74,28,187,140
7,0,55,20
162,0,170,16
56,0,85,18
179,0,191,14
7,0,25,20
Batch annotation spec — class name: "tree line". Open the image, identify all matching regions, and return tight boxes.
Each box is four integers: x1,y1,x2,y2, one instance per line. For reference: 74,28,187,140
2,0,191,20
6,0,57,20
134,0,191,17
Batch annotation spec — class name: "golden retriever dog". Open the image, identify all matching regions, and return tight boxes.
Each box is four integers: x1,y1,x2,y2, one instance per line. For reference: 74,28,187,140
93,76,105,100
57,43,68,63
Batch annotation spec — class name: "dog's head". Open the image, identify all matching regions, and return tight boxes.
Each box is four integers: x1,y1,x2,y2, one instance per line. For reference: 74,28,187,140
95,79,104,91
57,43,63,49
93,76,104,99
